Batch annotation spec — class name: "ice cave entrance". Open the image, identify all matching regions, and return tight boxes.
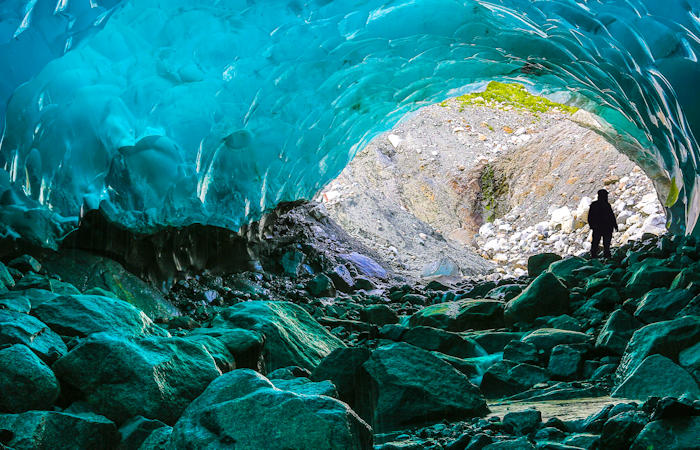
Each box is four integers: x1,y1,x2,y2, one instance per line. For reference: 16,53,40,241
318,82,666,279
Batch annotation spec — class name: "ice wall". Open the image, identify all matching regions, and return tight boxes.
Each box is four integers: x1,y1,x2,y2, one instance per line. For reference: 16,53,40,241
1,0,699,247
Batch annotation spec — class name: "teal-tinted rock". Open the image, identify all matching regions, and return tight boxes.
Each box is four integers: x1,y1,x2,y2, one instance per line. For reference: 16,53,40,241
630,416,700,450
360,304,398,326
188,327,265,372
0,288,59,309
360,343,488,432
596,309,641,355
118,416,170,450
624,263,680,298
271,377,338,397
280,250,305,276
182,333,236,373
306,273,336,297
520,328,592,354
0,344,60,413
168,369,372,449
612,354,699,400
633,288,693,323
679,341,700,381
616,315,700,382
311,347,371,408
504,272,569,326
32,294,169,338
0,310,67,363
0,294,31,313
52,333,221,424
527,253,562,277
409,299,504,331
587,286,622,311
212,301,345,371
41,250,177,320
547,257,589,282
0,261,15,289
485,284,524,302
401,326,484,358
0,411,119,450
8,255,41,273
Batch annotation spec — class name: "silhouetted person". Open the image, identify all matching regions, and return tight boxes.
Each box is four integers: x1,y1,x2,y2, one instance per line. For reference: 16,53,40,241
588,189,618,258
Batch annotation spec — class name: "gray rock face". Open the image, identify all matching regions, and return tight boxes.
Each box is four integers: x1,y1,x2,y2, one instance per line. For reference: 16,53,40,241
616,315,700,382
52,333,221,424
32,294,169,338
0,310,67,363
504,272,569,326
0,411,119,450
612,354,700,400
168,369,372,449
633,288,693,323
359,342,488,432
408,299,505,331
0,345,59,413
212,301,345,371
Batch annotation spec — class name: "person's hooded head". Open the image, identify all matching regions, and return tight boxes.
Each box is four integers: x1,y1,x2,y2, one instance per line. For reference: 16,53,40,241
597,189,609,202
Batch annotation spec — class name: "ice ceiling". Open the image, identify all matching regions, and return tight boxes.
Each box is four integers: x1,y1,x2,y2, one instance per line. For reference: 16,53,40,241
1,0,699,247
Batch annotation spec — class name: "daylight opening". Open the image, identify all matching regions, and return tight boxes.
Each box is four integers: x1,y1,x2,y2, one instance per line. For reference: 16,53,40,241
318,82,666,280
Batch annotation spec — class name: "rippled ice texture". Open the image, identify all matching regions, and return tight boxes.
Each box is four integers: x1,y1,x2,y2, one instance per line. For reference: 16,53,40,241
0,0,699,246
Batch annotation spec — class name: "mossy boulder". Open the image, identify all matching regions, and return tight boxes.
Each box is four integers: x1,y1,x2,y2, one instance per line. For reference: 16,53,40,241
168,369,372,449
409,299,504,331
32,294,169,339
52,333,221,424
0,345,60,413
358,343,488,432
0,411,119,449
504,272,570,326
212,301,345,371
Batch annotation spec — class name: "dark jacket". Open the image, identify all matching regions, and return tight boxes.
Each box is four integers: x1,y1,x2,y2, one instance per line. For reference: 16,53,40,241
588,199,618,233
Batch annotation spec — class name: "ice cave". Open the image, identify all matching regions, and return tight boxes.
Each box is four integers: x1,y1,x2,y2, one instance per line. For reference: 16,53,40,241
2,2,700,449
0,0,699,248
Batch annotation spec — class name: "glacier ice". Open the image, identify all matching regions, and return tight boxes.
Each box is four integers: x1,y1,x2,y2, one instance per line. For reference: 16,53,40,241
1,0,699,246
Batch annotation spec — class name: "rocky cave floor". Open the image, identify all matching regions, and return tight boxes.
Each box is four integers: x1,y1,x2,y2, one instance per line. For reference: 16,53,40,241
0,200,699,450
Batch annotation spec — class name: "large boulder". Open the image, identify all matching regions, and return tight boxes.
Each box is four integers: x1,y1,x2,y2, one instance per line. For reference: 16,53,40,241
520,328,592,355
188,327,265,372
401,326,484,358
633,288,693,323
630,416,700,450
527,253,562,278
41,250,177,320
547,257,589,282
359,343,488,432
168,369,372,449
32,294,169,339
311,347,371,408
52,333,221,424
0,310,67,363
0,411,119,449
408,299,504,331
612,354,700,400
596,309,642,355
616,315,700,382
624,262,680,298
0,345,59,413
504,272,569,326
212,301,345,371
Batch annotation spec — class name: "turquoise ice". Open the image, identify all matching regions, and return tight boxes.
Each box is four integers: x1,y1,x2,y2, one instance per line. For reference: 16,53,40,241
1,0,699,246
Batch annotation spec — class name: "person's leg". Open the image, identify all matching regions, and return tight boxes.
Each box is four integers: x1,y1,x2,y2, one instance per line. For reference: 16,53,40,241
591,230,601,258
603,233,612,258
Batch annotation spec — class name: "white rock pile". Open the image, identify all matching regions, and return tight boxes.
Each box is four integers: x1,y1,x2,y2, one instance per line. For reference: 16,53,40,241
474,166,666,278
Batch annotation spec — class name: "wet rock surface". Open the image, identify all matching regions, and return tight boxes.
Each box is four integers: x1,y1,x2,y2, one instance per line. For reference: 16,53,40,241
0,207,698,448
